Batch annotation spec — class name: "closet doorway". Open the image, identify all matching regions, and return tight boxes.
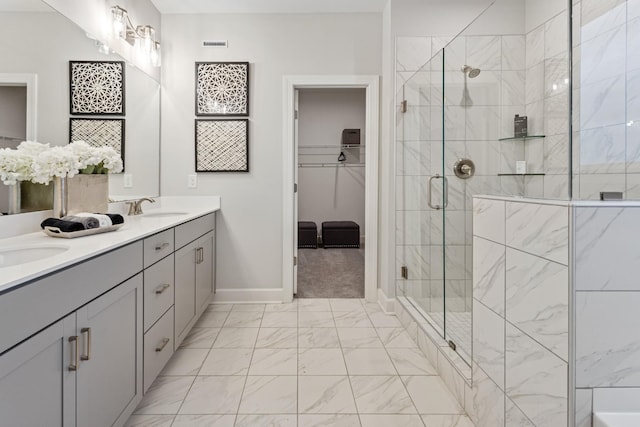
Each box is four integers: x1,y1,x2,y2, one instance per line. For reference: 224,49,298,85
296,88,366,298
282,75,379,303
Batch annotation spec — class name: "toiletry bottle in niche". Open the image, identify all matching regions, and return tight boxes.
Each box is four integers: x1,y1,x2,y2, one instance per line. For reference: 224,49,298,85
514,114,528,138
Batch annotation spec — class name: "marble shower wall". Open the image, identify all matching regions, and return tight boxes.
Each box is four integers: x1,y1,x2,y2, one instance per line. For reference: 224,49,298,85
573,0,640,199
471,196,569,427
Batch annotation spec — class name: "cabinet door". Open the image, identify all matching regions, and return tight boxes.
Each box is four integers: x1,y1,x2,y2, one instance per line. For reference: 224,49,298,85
175,241,197,346
0,313,76,427
195,230,214,315
76,274,143,427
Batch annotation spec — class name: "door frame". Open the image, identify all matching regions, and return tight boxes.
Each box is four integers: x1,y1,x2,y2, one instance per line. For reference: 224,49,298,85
282,75,379,302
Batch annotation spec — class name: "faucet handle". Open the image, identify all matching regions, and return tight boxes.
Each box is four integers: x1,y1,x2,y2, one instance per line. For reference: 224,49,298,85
125,201,138,216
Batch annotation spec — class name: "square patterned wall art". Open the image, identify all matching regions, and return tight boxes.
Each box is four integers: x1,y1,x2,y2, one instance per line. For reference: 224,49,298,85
69,61,125,115
70,118,125,169
196,62,249,116
196,119,249,172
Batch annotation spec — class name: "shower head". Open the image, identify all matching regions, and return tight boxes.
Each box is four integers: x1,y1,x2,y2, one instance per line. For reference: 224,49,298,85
461,65,481,78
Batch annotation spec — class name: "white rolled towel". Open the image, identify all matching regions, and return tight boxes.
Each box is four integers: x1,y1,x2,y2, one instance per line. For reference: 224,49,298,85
75,212,113,227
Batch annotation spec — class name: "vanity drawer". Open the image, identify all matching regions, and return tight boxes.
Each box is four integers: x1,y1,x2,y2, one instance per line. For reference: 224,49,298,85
143,307,174,393
175,213,215,249
143,255,175,332
143,229,175,268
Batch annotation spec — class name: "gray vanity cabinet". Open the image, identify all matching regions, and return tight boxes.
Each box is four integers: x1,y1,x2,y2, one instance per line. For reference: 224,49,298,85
0,313,76,427
174,213,216,347
76,274,143,427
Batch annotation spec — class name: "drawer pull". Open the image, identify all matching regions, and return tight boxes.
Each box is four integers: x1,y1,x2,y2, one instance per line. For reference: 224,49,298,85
155,283,171,294
69,336,79,371
155,338,170,352
80,327,91,361
155,242,170,251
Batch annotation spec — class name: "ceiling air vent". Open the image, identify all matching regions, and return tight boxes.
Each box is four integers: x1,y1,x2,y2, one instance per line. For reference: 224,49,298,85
202,40,228,48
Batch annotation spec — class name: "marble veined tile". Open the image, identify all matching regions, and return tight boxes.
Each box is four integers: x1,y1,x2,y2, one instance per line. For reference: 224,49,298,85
505,397,534,427
338,327,383,348
298,327,340,348
575,389,593,427
506,248,568,361
351,376,417,414
467,36,502,71
180,327,220,349
468,363,504,427
238,376,297,414
422,414,474,427
473,198,505,243
134,376,195,415
579,75,625,130
505,201,568,265
387,347,437,375
526,26,544,68
376,327,416,348
579,125,626,174
343,348,396,375
179,376,245,414
234,414,295,427
397,36,432,72
124,415,174,427
199,348,253,376
581,0,626,41
255,327,298,348
160,348,208,376
298,376,357,414
172,414,235,427
333,311,373,328
506,324,567,426
502,36,525,70
502,70,526,107
575,207,640,291
299,414,360,427
361,414,425,427
401,375,462,414
299,311,335,328
249,348,297,375
298,348,347,375
473,299,505,389
223,310,263,328
473,237,505,316
260,311,297,328
545,10,568,59
576,291,640,387
580,23,626,86
212,328,258,348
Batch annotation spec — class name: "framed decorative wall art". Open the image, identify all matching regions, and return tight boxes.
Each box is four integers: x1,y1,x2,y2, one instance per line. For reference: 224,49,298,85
195,119,248,172
70,118,125,169
195,62,249,116
69,61,125,115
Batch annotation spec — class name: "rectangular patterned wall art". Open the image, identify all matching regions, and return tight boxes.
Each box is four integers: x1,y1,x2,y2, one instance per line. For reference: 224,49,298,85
69,61,125,115
195,62,249,116
70,118,125,169
195,119,249,172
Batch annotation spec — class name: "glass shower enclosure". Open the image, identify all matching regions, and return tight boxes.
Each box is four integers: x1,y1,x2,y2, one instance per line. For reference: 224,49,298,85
396,0,571,365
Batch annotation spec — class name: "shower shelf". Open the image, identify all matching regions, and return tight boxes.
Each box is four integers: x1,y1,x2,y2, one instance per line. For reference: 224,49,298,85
497,173,546,176
498,135,546,141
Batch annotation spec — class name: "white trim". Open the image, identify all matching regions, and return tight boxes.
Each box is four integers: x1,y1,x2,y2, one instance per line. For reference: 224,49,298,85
282,75,380,303
212,288,284,303
377,287,396,313
0,73,37,141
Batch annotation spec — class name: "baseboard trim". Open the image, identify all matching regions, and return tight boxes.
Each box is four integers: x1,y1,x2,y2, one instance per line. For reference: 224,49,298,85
377,288,395,313
212,288,283,303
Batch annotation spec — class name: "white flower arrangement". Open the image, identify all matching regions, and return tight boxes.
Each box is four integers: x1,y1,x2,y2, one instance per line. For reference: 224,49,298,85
0,140,123,186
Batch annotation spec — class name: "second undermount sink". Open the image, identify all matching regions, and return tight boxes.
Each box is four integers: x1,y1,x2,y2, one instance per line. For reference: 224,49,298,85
141,211,189,218
0,245,69,268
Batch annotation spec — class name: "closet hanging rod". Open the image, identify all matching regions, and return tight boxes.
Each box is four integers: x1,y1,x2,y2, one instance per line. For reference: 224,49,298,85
298,163,366,168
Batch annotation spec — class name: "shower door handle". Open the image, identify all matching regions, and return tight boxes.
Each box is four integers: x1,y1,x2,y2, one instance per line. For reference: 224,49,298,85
428,174,448,210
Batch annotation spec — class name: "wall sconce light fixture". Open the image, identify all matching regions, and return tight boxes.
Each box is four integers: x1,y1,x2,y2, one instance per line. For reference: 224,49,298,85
110,5,161,67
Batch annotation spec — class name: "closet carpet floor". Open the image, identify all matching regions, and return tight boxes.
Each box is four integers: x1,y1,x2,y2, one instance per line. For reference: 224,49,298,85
296,247,364,298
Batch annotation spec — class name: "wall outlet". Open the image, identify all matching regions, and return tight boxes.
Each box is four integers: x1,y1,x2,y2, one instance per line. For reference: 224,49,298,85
123,173,133,188
188,174,197,188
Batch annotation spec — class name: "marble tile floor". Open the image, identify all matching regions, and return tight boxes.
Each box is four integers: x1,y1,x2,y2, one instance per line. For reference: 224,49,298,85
125,298,474,427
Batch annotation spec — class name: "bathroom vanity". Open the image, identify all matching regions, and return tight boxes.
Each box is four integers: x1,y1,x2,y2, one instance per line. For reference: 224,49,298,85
0,196,219,427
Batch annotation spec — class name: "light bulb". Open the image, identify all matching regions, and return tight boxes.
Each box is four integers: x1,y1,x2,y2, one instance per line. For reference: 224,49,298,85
111,6,128,39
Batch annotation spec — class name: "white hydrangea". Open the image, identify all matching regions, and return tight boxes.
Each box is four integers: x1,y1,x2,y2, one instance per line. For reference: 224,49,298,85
0,148,34,185
31,146,82,184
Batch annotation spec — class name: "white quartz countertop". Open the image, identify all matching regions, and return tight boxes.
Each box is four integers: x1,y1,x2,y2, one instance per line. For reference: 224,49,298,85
0,196,220,293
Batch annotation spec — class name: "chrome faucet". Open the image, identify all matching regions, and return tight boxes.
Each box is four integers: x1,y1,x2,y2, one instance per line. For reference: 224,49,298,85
126,197,155,215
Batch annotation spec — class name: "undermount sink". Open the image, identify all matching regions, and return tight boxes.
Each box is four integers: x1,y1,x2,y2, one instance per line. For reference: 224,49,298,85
0,245,69,268
142,211,188,218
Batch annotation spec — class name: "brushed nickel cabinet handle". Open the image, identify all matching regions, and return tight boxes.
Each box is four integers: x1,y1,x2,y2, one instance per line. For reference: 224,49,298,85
81,327,91,361
68,336,78,371
155,242,170,251
155,338,170,352
155,283,171,294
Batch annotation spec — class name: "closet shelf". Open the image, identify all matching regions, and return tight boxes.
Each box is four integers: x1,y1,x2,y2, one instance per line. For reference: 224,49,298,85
498,135,546,141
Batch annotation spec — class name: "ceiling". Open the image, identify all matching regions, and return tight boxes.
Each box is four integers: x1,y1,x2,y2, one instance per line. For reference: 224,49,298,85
149,0,389,14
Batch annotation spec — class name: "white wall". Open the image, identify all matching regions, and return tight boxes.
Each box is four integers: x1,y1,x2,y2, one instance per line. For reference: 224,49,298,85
160,13,382,292
297,89,366,235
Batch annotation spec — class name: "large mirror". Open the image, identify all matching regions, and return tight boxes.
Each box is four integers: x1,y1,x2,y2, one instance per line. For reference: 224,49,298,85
0,0,160,214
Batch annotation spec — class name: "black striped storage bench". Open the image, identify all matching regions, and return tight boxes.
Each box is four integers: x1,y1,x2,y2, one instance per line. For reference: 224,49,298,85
321,221,360,248
298,221,318,248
